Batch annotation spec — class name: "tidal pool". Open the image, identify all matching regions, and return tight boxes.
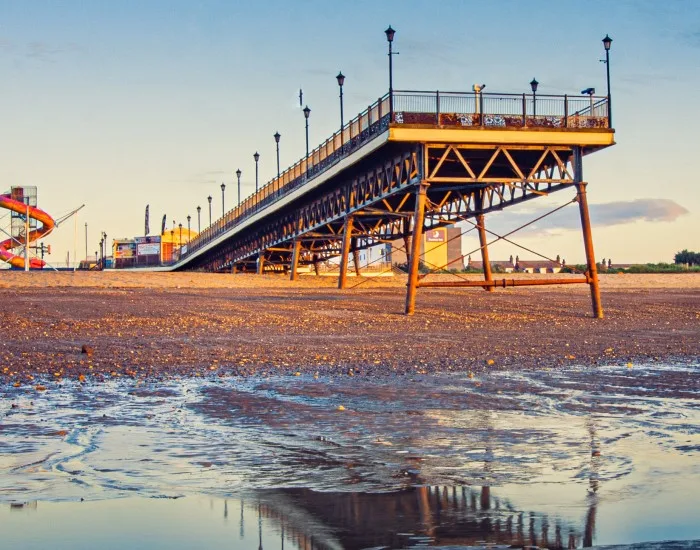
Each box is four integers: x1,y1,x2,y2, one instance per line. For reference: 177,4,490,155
1,364,699,548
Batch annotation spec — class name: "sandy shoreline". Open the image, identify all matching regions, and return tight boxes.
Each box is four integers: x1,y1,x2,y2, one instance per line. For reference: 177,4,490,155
1,270,700,289
1,272,698,385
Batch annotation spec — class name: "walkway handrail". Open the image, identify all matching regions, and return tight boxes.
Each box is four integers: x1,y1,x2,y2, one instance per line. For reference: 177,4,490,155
176,90,609,266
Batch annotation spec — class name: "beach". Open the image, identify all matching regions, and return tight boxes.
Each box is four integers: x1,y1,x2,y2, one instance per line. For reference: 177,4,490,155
1,272,698,383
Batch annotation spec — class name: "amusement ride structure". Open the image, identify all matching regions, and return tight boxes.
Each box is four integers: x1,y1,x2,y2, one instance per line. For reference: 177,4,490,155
0,187,55,269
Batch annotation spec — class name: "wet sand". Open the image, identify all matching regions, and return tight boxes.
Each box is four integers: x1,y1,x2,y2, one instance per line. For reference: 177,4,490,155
0,272,698,383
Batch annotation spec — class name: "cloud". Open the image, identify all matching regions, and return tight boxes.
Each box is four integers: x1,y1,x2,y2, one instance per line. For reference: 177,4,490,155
0,39,83,62
479,198,689,236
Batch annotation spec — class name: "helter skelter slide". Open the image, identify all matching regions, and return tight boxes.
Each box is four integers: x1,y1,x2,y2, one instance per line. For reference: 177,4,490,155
0,187,55,268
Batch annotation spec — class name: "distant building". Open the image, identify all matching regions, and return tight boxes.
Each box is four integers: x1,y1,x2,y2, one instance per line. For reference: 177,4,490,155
465,253,564,274
389,226,462,270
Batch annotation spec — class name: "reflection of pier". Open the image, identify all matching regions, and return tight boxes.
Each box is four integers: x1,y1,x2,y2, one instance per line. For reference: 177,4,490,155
248,485,590,549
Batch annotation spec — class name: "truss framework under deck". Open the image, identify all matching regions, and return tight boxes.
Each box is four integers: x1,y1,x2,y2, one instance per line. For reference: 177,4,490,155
185,139,604,317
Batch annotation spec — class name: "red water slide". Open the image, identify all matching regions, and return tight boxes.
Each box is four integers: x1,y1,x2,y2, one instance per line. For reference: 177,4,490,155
0,193,56,268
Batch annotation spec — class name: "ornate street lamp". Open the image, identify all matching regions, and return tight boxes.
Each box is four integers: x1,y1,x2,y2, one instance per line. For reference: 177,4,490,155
236,169,242,206
273,132,281,178
336,71,345,133
602,34,613,127
207,195,212,226
303,105,311,160
186,215,191,242
220,182,226,216
196,205,201,233
253,151,260,193
385,25,396,120
178,223,182,251
530,77,539,117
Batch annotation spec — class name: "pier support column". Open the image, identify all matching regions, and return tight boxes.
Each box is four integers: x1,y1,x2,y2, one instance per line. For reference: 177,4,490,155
475,191,494,292
257,253,265,275
402,217,412,267
289,239,301,281
405,182,429,315
351,237,361,276
574,146,603,319
312,254,320,276
338,215,355,289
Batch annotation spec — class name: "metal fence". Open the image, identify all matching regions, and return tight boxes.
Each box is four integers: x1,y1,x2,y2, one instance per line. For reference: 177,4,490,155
393,91,609,127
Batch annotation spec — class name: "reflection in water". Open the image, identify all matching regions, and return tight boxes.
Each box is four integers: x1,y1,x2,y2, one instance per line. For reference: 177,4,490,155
2,486,599,550
256,485,588,549
2,364,699,547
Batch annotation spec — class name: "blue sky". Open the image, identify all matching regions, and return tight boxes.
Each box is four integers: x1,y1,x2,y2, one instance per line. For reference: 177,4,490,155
1,0,698,265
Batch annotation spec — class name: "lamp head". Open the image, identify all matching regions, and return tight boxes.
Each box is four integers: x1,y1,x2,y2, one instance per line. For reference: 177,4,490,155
385,25,395,43
336,71,345,87
602,34,612,51
254,151,260,162
236,169,242,179
273,131,280,143
581,87,595,96
530,78,539,93
207,195,212,204
221,182,225,192
303,105,311,119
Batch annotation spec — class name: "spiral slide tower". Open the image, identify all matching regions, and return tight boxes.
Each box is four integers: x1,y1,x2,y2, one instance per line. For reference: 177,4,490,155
0,187,55,268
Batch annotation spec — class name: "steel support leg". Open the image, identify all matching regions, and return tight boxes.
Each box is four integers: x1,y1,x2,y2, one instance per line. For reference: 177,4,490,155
405,182,429,315
257,253,265,275
289,239,301,281
351,238,361,277
574,147,603,318
402,217,412,267
338,215,354,289
476,206,494,292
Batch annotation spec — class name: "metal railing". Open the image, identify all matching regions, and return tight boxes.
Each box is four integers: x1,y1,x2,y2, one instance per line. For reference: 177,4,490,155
170,90,610,267
392,90,609,128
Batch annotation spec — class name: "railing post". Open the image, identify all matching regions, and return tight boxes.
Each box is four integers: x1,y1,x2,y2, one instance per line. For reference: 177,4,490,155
436,90,440,125
378,97,382,121
479,92,484,126
522,93,526,126
564,94,568,127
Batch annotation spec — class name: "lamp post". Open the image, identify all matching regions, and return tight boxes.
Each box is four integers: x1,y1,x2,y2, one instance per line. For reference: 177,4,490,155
385,25,396,121
186,215,191,242
273,132,282,178
221,182,226,216
99,238,103,266
170,229,174,260
253,151,260,194
303,105,311,160
336,71,345,133
178,223,182,252
196,206,201,233
84,222,88,263
530,78,539,117
602,34,613,127
102,231,107,265
236,169,242,206
207,195,212,226
274,132,281,178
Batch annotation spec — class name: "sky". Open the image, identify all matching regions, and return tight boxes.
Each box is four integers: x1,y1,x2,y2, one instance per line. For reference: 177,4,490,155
1,0,698,266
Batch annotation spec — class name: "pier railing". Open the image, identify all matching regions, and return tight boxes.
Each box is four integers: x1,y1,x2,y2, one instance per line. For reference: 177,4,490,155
393,90,609,128
174,90,609,266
